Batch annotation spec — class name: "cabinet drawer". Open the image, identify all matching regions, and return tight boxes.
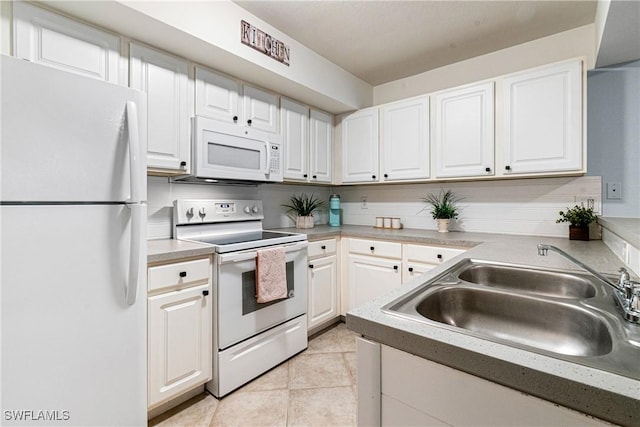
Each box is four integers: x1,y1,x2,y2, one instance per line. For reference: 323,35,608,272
406,244,465,264
148,257,211,292
349,238,402,259
308,239,337,258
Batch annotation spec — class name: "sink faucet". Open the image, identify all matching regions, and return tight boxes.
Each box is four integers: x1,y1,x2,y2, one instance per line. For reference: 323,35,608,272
537,244,640,324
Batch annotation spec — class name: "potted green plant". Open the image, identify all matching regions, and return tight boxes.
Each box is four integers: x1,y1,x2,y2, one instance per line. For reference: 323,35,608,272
556,205,597,241
282,193,325,229
422,189,461,233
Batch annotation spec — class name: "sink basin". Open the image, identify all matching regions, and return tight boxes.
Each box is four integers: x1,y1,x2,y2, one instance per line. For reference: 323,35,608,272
457,262,597,298
415,286,612,356
382,259,640,380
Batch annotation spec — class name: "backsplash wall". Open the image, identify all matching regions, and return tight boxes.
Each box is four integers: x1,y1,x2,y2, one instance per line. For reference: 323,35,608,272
147,177,330,239
335,176,602,237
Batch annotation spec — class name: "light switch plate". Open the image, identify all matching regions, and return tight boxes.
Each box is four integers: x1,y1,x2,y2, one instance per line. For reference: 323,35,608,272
606,182,622,200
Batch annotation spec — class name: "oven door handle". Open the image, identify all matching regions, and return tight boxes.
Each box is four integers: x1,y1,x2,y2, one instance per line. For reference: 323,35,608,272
218,241,308,264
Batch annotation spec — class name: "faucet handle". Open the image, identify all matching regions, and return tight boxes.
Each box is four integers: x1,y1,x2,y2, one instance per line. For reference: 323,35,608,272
618,267,631,285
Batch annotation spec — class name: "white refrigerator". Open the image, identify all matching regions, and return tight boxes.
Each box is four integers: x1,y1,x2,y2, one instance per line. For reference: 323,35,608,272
1,55,147,426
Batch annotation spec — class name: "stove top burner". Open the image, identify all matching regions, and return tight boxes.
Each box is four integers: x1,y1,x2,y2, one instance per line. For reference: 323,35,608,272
195,231,298,246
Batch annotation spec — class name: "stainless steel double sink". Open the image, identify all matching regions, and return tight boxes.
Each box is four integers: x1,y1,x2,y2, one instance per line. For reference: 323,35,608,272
382,259,640,380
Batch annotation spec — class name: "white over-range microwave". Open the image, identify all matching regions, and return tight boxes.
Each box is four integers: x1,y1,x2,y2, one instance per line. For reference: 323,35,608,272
187,116,283,183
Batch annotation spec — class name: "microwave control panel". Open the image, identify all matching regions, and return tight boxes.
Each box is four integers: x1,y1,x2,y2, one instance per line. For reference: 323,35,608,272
268,142,283,181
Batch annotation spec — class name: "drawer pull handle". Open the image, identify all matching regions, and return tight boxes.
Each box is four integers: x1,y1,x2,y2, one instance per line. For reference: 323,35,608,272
303,174,308,178
309,264,314,269
247,119,253,125
321,245,326,250
393,265,399,271
312,175,317,179
505,165,511,171
202,290,209,296
485,167,491,172
372,175,376,180
437,254,443,259
233,115,238,123
408,267,414,272
370,246,375,251
179,271,187,278
180,161,187,167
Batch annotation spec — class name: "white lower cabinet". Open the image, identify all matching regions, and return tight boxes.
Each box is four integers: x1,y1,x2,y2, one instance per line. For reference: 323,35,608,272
347,239,402,311
402,243,466,283
357,338,608,427
307,239,339,330
147,257,212,409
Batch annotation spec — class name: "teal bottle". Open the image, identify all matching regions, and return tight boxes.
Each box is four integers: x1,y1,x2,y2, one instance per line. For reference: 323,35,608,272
329,194,341,226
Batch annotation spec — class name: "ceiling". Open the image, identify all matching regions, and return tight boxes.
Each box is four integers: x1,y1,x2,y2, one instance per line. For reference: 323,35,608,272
235,0,597,86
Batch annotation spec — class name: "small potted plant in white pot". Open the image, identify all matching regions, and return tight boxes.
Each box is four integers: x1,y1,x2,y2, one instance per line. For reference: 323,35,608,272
422,189,461,233
556,205,597,241
282,193,325,229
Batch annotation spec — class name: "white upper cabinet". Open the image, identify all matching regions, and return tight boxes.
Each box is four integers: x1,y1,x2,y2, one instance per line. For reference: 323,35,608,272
195,66,241,125
13,2,123,84
434,82,495,178
130,43,190,174
281,98,309,181
309,109,333,183
342,107,380,183
195,66,279,133
501,61,583,174
243,84,279,133
381,96,430,181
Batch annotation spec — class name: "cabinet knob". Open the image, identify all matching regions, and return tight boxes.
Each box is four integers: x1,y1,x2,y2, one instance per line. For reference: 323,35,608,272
370,246,375,251
202,290,209,296
180,161,187,167
233,115,238,123
384,174,388,178
179,271,187,278
309,264,314,269
408,267,414,272
303,174,308,178
312,175,317,179
485,167,491,172
372,175,376,180
505,165,511,171
247,119,253,125
321,245,326,250
393,265,399,271
437,254,443,259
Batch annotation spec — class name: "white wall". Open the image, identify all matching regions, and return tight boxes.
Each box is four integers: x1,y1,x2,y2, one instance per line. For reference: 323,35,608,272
587,60,640,218
335,177,601,237
373,24,596,105
147,177,330,239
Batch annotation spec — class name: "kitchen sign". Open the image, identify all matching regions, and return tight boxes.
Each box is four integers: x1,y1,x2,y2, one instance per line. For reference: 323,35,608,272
241,20,290,66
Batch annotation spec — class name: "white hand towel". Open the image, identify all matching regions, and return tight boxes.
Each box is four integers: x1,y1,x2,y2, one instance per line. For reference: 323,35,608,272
255,247,287,303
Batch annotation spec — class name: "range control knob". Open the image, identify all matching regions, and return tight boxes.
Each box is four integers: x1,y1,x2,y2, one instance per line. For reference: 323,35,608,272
252,206,260,213
186,207,194,216
243,206,251,214
198,208,206,217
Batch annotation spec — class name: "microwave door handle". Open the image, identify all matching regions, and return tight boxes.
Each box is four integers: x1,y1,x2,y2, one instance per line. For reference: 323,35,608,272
263,140,271,175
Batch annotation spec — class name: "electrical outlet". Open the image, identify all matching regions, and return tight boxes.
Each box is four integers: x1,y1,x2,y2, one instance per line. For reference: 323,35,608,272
575,196,601,214
606,182,622,200
361,196,368,209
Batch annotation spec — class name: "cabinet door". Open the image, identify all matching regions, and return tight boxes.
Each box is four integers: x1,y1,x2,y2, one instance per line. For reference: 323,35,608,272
382,97,430,181
242,84,279,133
195,66,241,124
309,109,333,183
434,82,494,177
348,254,401,310
342,108,380,183
307,255,338,330
402,261,435,284
281,98,309,181
130,43,190,174
148,283,212,408
13,2,122,84
502,61,582,174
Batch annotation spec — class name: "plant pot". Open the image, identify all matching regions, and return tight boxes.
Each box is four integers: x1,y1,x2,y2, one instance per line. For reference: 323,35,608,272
569,225,589,241
296,215,315,229
436,218,450,233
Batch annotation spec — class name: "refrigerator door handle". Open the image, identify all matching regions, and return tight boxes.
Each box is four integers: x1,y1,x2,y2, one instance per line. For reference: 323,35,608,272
126,101,142,204
126,203,143,305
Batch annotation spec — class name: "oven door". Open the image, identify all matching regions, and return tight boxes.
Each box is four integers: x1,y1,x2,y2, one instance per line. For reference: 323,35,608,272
194,116,273,182
215,241,307,349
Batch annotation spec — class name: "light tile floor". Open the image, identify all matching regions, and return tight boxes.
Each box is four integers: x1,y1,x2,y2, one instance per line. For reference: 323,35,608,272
149,322,358,427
